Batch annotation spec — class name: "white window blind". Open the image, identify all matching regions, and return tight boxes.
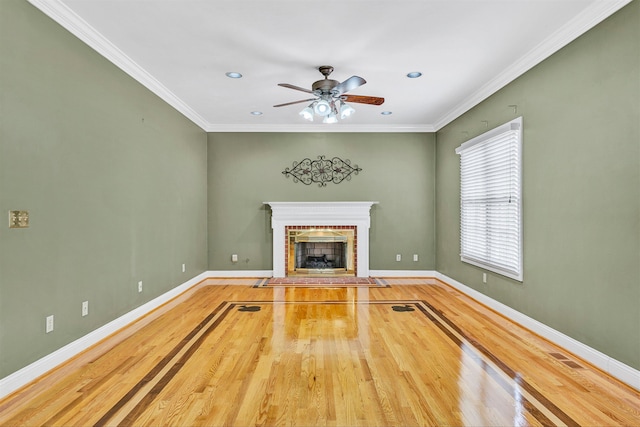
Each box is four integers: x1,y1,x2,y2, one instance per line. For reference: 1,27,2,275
455,117,523,281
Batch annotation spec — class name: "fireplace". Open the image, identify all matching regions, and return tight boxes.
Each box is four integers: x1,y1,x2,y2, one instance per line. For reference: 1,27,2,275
287,227,356,276
264,202,377,278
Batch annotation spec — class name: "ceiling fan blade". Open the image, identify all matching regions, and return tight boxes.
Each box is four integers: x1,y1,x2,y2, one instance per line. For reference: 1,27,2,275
273,98,316,108
332,76,366,95
342,95,385,106
278,83,314,94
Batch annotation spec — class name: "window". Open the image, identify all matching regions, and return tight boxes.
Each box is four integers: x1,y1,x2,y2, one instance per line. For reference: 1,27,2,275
455,117,523,281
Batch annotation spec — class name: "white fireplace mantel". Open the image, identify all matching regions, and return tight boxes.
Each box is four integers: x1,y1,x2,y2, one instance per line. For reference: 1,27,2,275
264,201,378,277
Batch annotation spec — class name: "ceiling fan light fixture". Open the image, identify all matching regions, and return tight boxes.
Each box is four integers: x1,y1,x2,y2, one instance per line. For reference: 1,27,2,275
339,102,355,119
299,105,314,121
277,66,383,123
314,99,331,116
323,113,338,124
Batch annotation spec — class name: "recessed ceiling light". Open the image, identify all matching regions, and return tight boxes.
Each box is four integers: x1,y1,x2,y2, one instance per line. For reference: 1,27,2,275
406,71,422,78
381,111,392,116
225,72,242,78
250,111,263,115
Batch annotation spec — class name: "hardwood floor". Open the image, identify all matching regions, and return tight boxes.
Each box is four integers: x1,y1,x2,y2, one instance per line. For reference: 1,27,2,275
1,278,639,426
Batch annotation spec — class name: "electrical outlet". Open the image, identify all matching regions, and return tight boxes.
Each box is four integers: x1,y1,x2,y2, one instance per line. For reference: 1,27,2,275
396,254,401,262
138,281,143,293
182,263,186,273
231,254,238,263
82,301,89,317
413,254,419,262
483,273,487,283
46,315,54,333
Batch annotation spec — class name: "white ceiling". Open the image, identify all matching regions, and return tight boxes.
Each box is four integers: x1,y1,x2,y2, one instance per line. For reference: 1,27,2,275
29,0,630,132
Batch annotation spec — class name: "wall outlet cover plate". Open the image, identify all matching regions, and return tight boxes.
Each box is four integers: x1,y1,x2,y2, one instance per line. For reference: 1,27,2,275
9,211,29,228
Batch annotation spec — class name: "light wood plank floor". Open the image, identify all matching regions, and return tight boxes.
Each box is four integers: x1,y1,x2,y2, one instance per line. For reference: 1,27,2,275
1,278,639,426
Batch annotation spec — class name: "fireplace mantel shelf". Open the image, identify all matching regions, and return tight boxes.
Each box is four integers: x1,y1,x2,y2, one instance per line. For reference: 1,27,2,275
264,202,378,278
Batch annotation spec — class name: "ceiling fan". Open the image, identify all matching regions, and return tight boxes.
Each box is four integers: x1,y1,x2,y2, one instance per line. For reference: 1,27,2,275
274,65,384,123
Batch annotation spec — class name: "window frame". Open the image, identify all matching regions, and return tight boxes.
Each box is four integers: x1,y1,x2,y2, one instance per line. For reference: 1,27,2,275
455,116,523,281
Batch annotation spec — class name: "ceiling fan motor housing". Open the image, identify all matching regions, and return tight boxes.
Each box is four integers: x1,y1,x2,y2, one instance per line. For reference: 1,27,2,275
312,79,340,95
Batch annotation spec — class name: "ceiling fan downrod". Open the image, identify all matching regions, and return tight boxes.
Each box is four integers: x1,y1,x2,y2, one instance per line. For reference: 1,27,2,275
313,66,340,95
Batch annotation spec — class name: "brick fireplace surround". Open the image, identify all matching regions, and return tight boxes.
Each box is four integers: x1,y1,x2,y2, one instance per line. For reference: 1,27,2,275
264,202,378,278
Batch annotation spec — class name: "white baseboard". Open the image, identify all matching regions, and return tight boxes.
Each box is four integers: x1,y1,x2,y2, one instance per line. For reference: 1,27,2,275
0,272,210,399
2,270,637,399
370,270,438,278
205,270,439,280
208,270,437,279
434,272,640,391
205,270,273,279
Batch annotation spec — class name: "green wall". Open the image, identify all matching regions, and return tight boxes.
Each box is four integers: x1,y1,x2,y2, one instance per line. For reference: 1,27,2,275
0,0,208,379
436,1,639,369
208,133,436,271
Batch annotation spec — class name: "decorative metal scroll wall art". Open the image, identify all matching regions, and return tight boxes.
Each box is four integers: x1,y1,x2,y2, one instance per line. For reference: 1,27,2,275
282,155,362,187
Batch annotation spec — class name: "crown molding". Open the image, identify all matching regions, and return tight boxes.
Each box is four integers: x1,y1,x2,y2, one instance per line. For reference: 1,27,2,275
28,0,631,134
27,0,210,130
433,0,632,131
203,123,436,133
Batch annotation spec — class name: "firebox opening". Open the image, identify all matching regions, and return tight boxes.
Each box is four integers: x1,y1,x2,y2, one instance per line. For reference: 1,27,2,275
287,228,355,277
296,242,346,269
